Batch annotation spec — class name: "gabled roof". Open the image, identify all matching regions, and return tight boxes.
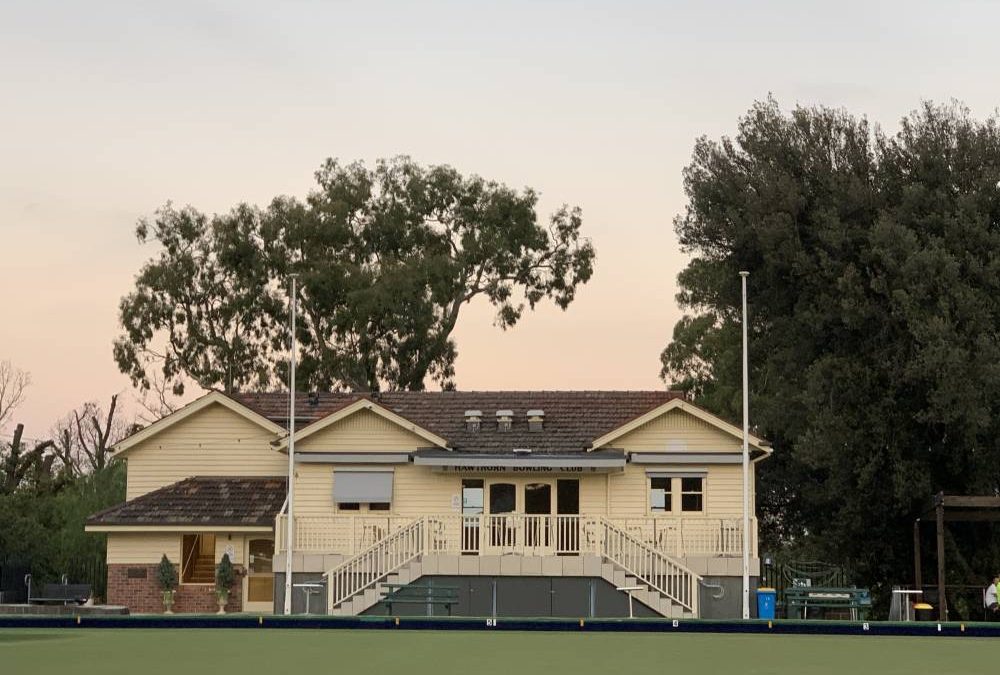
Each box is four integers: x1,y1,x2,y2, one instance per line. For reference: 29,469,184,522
85,476,286,530
112,391,285,456
270,397,450,451
235,390,689,454
590,397,771,454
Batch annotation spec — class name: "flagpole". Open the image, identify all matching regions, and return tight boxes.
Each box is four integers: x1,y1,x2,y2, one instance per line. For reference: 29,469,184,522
283,274,298,615
740,270,751,620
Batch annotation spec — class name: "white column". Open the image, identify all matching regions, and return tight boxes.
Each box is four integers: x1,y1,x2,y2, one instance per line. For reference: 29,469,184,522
740,270,751,620
283,274,298,615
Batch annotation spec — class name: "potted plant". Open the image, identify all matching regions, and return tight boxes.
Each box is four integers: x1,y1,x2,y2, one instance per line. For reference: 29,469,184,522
215,553,235,614
156,554,178,614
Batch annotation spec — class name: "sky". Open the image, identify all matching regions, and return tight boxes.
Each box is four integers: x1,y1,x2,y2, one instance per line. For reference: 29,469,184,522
1,0,999,436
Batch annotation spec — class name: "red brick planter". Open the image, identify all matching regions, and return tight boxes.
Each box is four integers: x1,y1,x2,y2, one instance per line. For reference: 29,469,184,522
107,564,244,614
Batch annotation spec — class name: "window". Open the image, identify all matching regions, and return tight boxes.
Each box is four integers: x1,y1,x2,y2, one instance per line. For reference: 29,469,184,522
368,502,390,511
650,477,672,513
337,502,361,511
681,477,704,512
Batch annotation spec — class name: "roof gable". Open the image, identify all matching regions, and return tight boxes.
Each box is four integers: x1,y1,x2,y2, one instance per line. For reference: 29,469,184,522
274,398,450,451
112,391,285,457
590,398,770,453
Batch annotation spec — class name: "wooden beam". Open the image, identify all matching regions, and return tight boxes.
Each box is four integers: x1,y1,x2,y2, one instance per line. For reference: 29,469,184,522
939,495,1000,509
941,511,1000,522
936,497,948,621
913,519,922,589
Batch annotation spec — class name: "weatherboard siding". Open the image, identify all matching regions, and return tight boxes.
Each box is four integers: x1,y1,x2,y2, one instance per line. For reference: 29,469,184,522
122,403,284,500
610,408,743,453
607,463,754,517
295,409,431,453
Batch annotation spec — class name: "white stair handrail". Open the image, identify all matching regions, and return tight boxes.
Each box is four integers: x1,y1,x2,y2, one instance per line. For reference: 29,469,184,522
597,516,701,614
323,516,426,611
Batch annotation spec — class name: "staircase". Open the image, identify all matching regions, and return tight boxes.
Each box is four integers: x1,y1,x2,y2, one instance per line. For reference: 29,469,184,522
322,516,701,618
185,554,216,584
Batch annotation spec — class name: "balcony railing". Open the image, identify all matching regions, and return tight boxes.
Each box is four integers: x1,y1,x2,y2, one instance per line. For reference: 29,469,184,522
277,514,756,559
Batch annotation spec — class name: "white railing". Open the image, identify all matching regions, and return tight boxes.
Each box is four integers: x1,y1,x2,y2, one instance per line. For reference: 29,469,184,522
279,513,754,559
325,517,427,611
597,518,699,614
610,517,755,557
319,514,700,614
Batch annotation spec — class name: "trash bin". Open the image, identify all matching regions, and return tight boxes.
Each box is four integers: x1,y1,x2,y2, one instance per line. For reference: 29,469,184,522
913,602,934,621
757,587,777,620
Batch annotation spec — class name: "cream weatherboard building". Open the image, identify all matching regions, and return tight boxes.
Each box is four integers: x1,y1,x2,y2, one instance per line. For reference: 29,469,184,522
86,390,770,618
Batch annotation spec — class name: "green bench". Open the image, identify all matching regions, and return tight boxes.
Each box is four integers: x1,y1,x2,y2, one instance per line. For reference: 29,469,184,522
784,586,872,621
380,583,460,616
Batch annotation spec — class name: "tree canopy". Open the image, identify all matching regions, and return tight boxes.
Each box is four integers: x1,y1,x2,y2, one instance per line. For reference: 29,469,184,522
662,98,1000,603
115,156,595,395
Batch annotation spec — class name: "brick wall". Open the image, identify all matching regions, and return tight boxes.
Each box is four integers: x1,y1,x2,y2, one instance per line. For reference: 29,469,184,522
107,564,244,614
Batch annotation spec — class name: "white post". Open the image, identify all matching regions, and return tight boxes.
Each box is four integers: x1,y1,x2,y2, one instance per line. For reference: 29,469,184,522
739,271,751,620
283,274,298,615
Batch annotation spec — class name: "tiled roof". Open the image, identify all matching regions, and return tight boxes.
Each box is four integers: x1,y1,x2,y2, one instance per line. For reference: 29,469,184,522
231,391,685,454
87,476,286,527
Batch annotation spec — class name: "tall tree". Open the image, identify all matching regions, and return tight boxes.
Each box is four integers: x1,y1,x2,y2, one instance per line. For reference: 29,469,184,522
113,204,282,396
116,157,595,394
662,99,1000,606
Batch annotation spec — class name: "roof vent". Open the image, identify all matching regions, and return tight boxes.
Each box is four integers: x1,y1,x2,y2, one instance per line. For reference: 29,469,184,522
513,448,532,454
464,410,482,433
526,409,544,432
496,410,513,432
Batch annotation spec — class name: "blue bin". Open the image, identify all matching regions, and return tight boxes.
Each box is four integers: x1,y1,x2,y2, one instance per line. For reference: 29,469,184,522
757,588,776,619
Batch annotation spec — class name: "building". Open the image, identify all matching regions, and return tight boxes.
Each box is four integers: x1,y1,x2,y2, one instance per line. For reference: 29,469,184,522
86,390,770,618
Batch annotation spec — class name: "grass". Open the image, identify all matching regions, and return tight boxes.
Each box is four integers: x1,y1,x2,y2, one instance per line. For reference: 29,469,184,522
0,628,995,675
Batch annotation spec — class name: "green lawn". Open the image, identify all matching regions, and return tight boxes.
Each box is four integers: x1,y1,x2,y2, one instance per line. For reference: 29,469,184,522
0,628,995,675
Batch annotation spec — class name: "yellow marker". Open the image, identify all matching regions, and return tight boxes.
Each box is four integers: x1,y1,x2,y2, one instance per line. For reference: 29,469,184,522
395,617,400,626
76,616,81,626
768,621,772,629
961,624,965,632
579,619,584,628
259,616,263,626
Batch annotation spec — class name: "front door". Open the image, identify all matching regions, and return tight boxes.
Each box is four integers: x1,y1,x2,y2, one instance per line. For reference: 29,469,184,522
243,538,274,613
556,479,580,554
524,482,553,553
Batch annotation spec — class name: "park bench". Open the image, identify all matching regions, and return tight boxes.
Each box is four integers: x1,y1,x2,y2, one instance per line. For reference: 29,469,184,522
25,575,91,606
784,586,871,621
379,583,460,616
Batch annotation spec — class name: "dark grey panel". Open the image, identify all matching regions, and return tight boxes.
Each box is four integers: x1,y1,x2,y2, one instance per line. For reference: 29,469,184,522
551,578,591,617
496,577,551,617
594,578,658,618
698,575,759,620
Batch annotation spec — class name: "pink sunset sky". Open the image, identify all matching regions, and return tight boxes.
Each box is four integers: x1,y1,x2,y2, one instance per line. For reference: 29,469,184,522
2,0,999,436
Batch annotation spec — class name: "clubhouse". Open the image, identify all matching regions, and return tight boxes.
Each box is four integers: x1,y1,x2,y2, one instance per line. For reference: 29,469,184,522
86,390,770,618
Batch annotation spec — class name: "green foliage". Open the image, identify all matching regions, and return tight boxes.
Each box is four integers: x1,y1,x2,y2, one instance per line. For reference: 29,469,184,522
215,553,235,595
663,98,1000,606
116,156,595,394
0,462,125,598
157,554,177,592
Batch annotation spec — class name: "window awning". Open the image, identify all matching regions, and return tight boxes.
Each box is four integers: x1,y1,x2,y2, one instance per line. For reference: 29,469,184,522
413,449,626,473
332,470,394,503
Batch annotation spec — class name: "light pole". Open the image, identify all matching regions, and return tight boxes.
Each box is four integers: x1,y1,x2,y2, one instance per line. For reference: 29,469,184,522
283,274,298,615
739,271,751,620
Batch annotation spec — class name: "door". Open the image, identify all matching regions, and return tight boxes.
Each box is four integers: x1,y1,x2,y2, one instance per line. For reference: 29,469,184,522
524,482,553,553
244,538,274,613
556,479,580,554
487,483,517,551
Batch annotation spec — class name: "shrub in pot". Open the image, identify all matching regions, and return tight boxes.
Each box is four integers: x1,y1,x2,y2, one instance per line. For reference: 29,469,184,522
156,554,178,614
215,553,235,614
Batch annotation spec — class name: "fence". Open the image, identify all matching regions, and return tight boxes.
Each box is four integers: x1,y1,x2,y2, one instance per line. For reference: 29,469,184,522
0,555,106,604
